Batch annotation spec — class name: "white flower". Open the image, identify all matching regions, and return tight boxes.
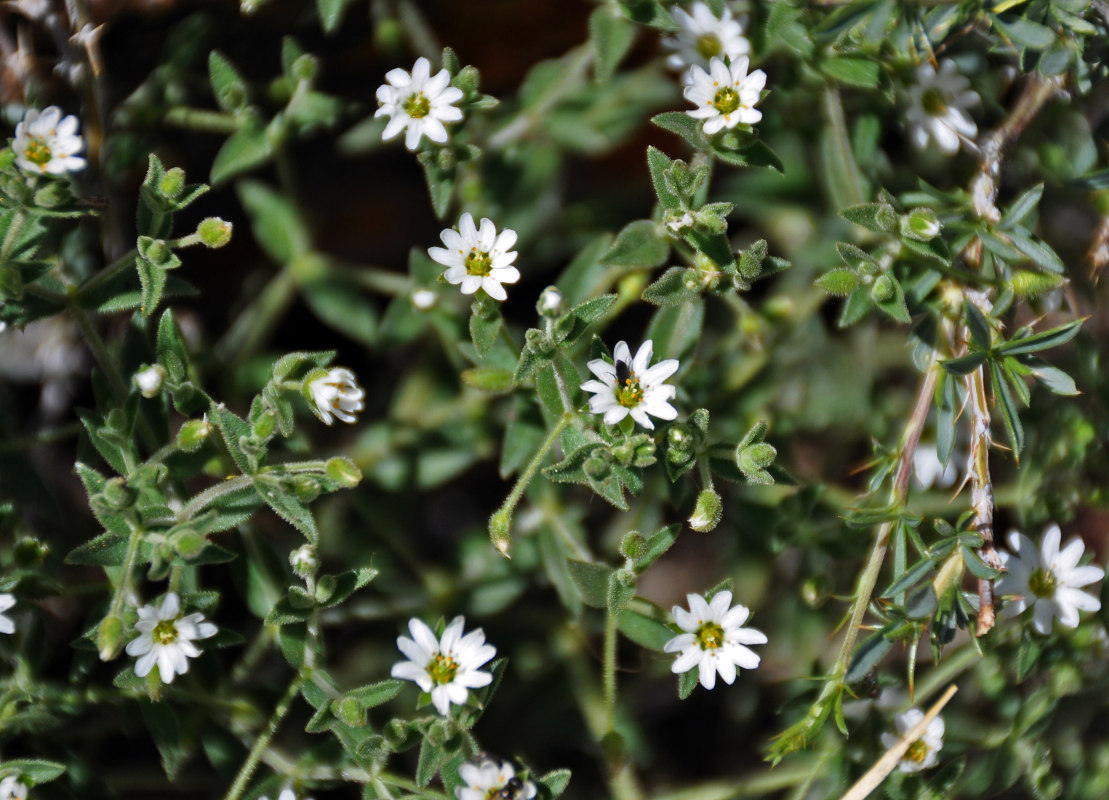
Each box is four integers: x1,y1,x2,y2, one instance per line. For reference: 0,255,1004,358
411,288,438,311
683,56,766,134
582,340,679,430
306,367,365,425
391,616,496,716
456,756,537,800
0,594,15,635
124,592,217,684
905,60,979,154
663,590,767,690
12,106,86,175
0,775,27,800
662,1,750,71
881,708,945,773
912,443,957,490
997,524,1104,635
375,57,464,151
133,364,166,398
428,213,520,302
261,789,311,800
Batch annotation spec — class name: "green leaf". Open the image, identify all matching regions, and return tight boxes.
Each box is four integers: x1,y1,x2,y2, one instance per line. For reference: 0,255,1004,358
821,56,881,88
651,111,708,150
237,180,311,264
617,609,673,651
416,737,450,787
590,5,637,81
65,532,131,566
300,273,378,346
211,116,274,186
140,701,186,781
941,352,987,375
606,571,636,614
0,760,66,785
815,267,859,297
461,366,514,394
135,254,168,318
995,319,1083,355
156,310,190,382
633,524,679,573
646,146,682,211
1007,229,1065,274
209,404,256,474
347,679,405,708
873,274,911,324
882,557,935,599
646,298,703,361
990,359,1024,459
1001,184,1043,230
209,51,248,111
567,560,613,609
601,220,669,268
845,629,894,683
840,202,897,233
253,475,319,543
537,768,572,798
642,267,701,306
962,544,1003,579
991,13,1056,48
964,299,993,351
678,667,699,699
905,584,937,619
469,298,503,358
317,0,356,33
1026,362,1079,395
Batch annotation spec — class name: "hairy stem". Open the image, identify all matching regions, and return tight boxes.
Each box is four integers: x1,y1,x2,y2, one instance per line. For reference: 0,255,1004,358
222,674,303,800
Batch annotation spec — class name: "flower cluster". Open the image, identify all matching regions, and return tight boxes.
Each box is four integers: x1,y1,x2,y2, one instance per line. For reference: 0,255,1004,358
904,60,980,154
429,213,520,302
375,57,464,151
12,106,86,175
662,1,750,71
683,56,767,134
391,616,496,716
664,590,767,691
582,340,679,430
125,592,217,684
997,524,1104,635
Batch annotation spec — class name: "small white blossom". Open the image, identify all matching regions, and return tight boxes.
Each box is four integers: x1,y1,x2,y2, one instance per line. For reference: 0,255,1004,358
456,756,537,800
375,57,464,151
125,592,217,684
683,56,766,134
306,367,365,425
0,775,27,800
411,288,438,311
881,708,945,773
391,616,496,716
997,524,1104,635
912,443,957,490
133,364,166,398
0,594,16,635
666,210,695,235
662,1,750,71
664,590,767,690
905,60,979,155
12,105,86,175
428,213,520,302
582,340,679,430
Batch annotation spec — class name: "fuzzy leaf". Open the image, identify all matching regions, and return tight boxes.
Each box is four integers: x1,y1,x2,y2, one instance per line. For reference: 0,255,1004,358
590,5,637,82
602,220,669,268
617,609,674,652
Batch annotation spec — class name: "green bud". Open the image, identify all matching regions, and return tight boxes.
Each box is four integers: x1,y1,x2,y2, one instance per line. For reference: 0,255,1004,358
611,442,634,466
335,695,367,727
197,217,233,248
869,274,895,303
537,286,563,317
667,424,696,453
100,478,135,511
176,417,213,452
159,167,186,199
902,207,941,241
252,410,276,440
524,327,554,356
133,364,167,398
437,146,455,169
383,719,411,749
12,536,48,568
815,268,859,298
426,720,448,747
325,457,362,487
0,266,23,300
632,441,657,468
620,531,646,560
489,508,512,557
736,441,776,486
141,238,172,266
171,528,205,559
800,576,829,608
615,567,637,588
584,456,610,480
97,615,124,661
291,53,320,83
33,180,69,208
373,17,405,52
1010,270,1065,298
688,488,722,532
290,544,319,578
453,65,480,97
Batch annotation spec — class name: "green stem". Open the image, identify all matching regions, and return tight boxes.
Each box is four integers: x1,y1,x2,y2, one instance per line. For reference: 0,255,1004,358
106,520,146,624
69,299,128,401
822,87,866,209
222,674,303,800
215,269,298,365
164,107,239,134
602,609,618,732
181,475,255,520
655,760,822,800
77,248,137,300
488,45,593,150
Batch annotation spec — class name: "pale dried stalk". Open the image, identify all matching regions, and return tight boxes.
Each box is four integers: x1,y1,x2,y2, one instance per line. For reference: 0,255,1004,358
965,361,1003,635
838,685,959,800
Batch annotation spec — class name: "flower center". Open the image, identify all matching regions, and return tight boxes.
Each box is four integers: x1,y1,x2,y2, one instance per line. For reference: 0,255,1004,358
712,86,741,116
614,375,644,408
696,621,725,650
426,652,460,686
465,248,493,276
696,33,722,60
24,137,52,166
905,739,929,763
403,91,432,119
921,87,948,116
1028,567,1057,599
153,619,179,646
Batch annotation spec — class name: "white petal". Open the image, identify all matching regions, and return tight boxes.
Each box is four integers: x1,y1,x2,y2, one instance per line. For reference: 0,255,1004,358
698,654,717,689
1032,600,1055,635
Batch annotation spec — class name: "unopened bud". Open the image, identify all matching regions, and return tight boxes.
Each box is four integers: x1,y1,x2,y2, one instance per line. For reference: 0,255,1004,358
619,531,646,560
584,456,610,480
252,411,276,440
688,488,722,532
335,695,367,727
176,416,213,452
325,457,362,487
411,288,438,310
426,720,448,746
100,477,135,511
291,54,320,83
171,528,205,559
869,274,895,303
140,237,173,266
97,615,124,661
12,536,48,568
489,508,512,557
1010,270,1064,298
902,207,941,241
133,364,167,398
537,286,563,317
290,544,319,578
159,168,186,199
197,217,233,248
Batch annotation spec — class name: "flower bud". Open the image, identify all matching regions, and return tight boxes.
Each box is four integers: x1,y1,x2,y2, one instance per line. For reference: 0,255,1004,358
688,488,722,532
1010,270,1064,298
325,457,362,487
291,475,320,503
411,288,438,310
489,508,512,557
100,477,135,511
584,456,610,480
171,528,205,559
291,53,320,82
334,695,367,727
197,217,233,248
536,286,563,317
632,441,657,468
611,442,635,466
619,531,646,560
140,237,173,266
426,720,449,746
97,615,124,661
176,416,213,452
159,167,186,199
133,364,166,398
290,544,319,578
902,207,941,241
13,536,48,568
384,719,415,749
33,180,69,208
665,209,695,236
869,274,895,303
252,410,276,440
523,327,554,356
